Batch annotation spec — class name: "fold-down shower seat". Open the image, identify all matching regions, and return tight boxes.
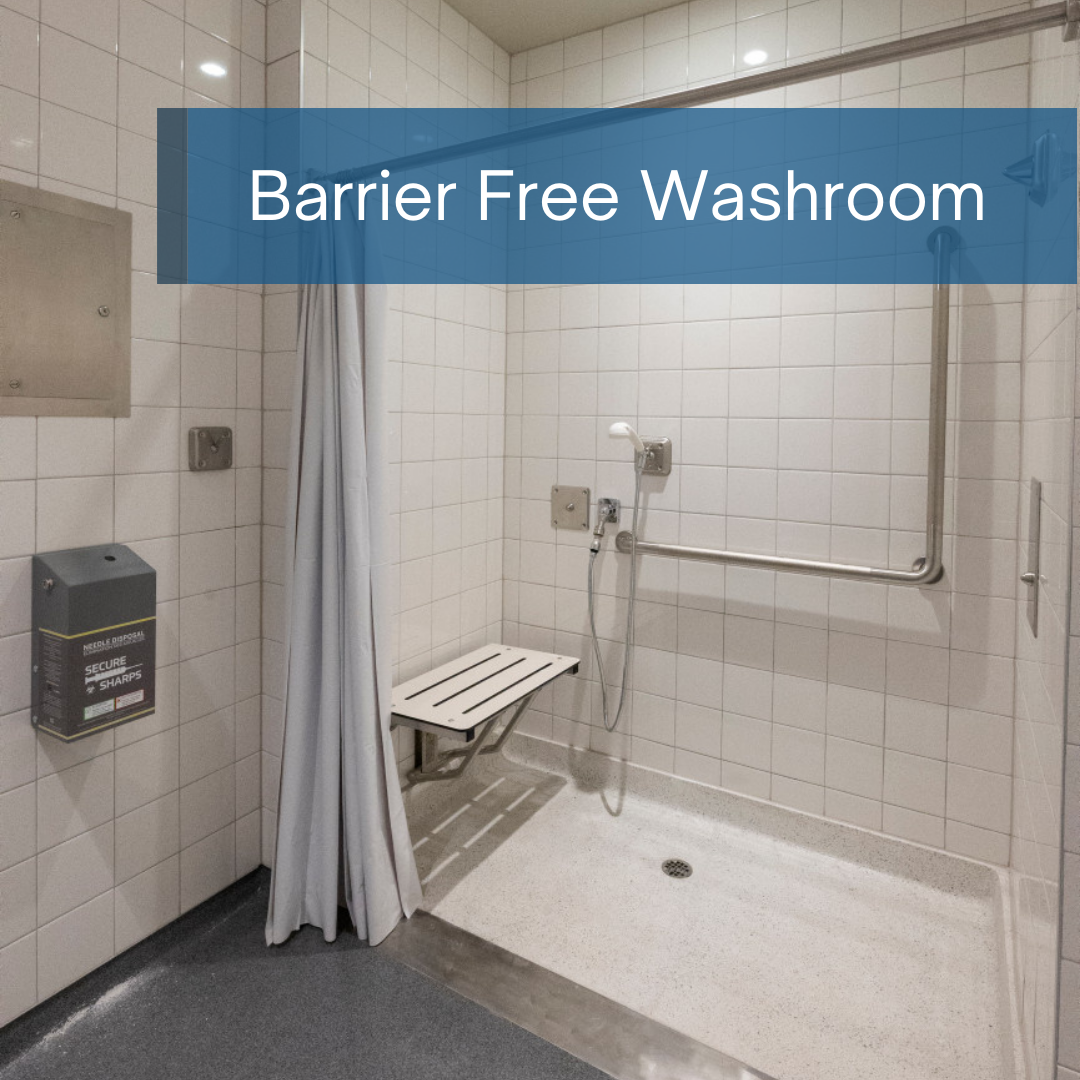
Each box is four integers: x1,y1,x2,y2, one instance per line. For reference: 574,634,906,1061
391,645,579,783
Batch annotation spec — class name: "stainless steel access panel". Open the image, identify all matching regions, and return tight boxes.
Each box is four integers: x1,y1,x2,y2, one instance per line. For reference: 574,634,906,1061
0,180,132,418
615,227,958,586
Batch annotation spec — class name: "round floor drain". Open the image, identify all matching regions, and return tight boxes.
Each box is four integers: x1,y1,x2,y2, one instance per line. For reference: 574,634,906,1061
662,858,692,879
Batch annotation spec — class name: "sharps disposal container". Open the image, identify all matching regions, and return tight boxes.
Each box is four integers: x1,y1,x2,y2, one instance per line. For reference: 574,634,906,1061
32,544,156,741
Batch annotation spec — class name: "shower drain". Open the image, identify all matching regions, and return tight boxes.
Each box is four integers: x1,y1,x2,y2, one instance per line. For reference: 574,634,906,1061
661,858,693,879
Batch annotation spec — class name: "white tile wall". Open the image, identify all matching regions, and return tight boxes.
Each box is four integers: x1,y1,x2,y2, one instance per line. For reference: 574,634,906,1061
505,277,1028,859
0,0,265,1026
501,0,1038,866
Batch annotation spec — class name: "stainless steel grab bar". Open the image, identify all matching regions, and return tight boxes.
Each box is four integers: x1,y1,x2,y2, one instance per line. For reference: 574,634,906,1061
615,227,958,586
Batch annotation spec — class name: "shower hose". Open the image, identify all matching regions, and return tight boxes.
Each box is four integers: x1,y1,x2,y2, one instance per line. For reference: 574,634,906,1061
587,453,644,732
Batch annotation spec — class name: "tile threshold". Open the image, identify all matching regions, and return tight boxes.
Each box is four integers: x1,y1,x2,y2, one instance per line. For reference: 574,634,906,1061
381,908,775,1080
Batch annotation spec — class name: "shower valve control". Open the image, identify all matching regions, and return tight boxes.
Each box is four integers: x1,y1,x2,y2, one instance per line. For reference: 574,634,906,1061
597,498,620,526
640,437,672,476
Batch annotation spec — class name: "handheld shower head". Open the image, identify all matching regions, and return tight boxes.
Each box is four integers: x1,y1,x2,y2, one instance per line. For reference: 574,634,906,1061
609,421,646,455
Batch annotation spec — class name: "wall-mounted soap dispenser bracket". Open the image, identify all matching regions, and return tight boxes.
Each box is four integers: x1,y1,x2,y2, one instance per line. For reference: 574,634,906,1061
188,427,233,471
1004,130,1077,207
1020,478,1041,637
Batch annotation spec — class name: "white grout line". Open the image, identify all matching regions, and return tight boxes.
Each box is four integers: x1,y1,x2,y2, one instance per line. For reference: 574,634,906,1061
431,802,473,834
462,813,506,849
504,786,536,813
421,851,460,886
472,776,506,802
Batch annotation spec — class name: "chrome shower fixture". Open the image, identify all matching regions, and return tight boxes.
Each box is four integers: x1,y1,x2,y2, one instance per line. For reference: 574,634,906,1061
608,422,672,476
608,421,646,454
588,427,648,733
591,498,621,549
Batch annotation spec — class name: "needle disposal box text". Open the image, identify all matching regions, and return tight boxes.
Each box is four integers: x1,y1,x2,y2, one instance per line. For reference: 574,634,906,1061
32,545,156,741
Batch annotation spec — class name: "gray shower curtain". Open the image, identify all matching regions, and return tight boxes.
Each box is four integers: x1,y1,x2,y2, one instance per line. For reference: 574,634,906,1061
265,265,422,946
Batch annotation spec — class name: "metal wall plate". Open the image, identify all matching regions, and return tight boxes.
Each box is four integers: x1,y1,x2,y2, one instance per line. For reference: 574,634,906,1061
1,179,132,418
188,427,233,471
551,486,590,530
641,437,672,476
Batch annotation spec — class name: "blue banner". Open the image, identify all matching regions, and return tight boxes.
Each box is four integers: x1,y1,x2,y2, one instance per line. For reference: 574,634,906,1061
157,107,1077,285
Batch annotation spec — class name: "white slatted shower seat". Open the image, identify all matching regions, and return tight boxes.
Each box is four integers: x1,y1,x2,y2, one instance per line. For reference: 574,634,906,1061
391,646,579,783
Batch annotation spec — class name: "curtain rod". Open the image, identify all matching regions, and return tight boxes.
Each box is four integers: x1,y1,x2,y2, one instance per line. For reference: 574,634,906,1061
317,1,1077,185
631,2,1077,109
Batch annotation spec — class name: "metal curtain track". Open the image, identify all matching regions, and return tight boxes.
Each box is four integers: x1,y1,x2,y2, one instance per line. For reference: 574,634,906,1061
317,2,1079,185
615,226,957,586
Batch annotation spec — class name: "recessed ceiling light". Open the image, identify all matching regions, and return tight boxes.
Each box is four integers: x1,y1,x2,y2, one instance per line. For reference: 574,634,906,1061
200,61,227,77
742,49,768,66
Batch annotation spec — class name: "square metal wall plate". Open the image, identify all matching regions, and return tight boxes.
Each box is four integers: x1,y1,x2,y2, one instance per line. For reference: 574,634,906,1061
551,486,590,531
641,437,672,476
188,427,233,471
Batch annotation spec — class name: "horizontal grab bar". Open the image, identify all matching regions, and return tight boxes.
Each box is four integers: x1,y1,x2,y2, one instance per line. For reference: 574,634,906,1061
614,227,957,589
613,532,941,584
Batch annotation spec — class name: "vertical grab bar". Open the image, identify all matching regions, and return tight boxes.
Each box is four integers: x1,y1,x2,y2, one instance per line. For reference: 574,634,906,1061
920,225,958,583
614,227,959,586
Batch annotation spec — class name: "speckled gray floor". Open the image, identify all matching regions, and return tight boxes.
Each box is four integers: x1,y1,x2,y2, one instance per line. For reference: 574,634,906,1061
0,870,610,1080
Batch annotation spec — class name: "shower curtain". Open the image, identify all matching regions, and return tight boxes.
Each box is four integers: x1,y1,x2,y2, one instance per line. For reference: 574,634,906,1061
265,237,422,946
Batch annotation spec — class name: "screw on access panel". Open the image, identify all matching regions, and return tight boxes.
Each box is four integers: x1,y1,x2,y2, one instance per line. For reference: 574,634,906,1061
42,578,54,592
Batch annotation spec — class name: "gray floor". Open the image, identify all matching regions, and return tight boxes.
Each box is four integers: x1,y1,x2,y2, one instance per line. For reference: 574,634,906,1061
0,870,610,1080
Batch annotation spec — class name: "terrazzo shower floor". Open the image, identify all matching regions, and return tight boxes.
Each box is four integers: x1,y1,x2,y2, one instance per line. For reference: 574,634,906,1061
404,736,1018,1080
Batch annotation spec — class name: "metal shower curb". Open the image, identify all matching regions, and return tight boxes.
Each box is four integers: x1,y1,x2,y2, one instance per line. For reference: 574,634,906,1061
381,908,776,1080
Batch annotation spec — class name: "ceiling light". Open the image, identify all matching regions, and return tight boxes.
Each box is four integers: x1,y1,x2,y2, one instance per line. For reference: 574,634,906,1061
742,49,768,66
200,61,227,77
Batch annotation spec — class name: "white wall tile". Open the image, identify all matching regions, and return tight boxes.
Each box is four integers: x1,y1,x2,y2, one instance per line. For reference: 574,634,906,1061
0,932,37,1026
39,26,117,124
0,858,36,949
179,822,234,912
36,821,113,924
115,728,178,816
115,792,179,883
119,0,184,81
38,102,116,193
114,854,179,951
36,418,114,478
0,783,36,872
36,890,113,999
36,754,114,851
0,7,40,96
0,86,38,172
